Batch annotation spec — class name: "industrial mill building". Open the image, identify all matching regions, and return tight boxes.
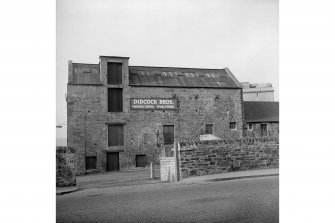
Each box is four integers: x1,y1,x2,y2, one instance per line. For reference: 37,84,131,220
67,56,244,175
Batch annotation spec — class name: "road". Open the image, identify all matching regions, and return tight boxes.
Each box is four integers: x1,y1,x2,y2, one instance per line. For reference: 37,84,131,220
57,176,278,223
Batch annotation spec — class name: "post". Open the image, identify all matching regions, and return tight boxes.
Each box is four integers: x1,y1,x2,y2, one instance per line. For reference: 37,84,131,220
150,162,155,179
174,141,180,182
84,113,87,171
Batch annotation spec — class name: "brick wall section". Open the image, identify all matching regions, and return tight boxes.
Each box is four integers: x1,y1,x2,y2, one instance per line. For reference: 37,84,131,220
160,157,176,182
179,138,279,179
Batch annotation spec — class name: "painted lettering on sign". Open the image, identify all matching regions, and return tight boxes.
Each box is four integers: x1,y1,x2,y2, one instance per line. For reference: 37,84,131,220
130,98,176,110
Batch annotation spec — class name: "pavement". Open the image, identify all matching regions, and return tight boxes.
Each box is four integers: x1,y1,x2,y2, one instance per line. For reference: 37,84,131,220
180,168,279,184
56,186,79,196
56,168,278,195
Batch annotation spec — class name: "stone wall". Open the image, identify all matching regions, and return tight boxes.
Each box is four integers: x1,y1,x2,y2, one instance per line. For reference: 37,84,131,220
67,56,243,174
56,147,76,187
179,138,279,179
160,157,176,182
68,62,101,85
67,85,243,174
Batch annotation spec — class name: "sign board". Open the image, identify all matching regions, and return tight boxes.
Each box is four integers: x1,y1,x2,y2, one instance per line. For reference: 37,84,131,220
130,98,176,110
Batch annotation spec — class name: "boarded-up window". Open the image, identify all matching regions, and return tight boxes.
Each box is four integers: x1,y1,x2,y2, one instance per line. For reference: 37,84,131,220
136,155,146,167
107,62,122,85
85,156,97,170
205,124,213,134
163,125,174,145
108,88,123,112
108,125,124,146
260,124,268,136
229,122,237,130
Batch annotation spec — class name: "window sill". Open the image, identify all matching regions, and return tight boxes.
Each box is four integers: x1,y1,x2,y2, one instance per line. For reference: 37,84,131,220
107,84,123,88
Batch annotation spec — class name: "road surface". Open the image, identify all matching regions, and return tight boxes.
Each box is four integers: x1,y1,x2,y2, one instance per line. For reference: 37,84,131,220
57,176,279,223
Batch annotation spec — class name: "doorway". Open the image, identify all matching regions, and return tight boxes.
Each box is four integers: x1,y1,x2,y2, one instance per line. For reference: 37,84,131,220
107,152,120,171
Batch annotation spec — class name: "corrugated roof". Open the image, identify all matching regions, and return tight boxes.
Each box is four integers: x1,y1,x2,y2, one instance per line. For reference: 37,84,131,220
243,101,279,123
128,66,241,88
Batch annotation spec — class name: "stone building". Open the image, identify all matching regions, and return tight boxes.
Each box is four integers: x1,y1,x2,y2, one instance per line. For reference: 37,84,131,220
67,55,243,175
243,101,279,137
241,82,275,101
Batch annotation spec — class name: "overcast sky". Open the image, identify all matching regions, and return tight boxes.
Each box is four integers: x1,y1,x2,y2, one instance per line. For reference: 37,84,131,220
56,0,278,142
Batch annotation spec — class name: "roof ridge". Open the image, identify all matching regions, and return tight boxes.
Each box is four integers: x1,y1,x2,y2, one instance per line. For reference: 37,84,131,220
129,65,226,70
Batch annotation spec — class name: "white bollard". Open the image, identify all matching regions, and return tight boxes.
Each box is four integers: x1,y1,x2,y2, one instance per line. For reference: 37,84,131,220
150,162,155,179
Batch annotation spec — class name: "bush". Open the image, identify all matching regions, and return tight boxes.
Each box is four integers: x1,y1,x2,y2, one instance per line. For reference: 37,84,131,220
56,164,76,186
56,147,76,187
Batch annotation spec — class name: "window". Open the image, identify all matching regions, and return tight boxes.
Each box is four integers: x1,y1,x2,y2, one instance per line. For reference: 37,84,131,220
205,124,213,134
85,156,97,170
163,125,174,145
108,88,123,112
260,124,268,136
136,155,147,167
107,62,122,85
248,123,253,131
229,122,237,130
108,125,124,146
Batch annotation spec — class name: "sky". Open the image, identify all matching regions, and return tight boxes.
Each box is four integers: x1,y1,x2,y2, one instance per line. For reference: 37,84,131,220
56,0,279,144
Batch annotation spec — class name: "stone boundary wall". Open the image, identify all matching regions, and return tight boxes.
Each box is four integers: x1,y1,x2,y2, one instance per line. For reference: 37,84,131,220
56,147,76,187
160,157,176,182
179,137,279,179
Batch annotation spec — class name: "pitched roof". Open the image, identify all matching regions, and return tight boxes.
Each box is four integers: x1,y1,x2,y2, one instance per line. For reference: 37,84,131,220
243,101,279,123
128,66,241,88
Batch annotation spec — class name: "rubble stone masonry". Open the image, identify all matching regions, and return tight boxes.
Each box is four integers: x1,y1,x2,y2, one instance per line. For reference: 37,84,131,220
179,138,279,179
67,56,243,174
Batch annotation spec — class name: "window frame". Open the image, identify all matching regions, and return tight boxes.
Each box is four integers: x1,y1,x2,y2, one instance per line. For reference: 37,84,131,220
248,123,253,131
260,123,268,136
108,124,124,147
163,125,174,145
135,154,147,168
107,62,122,85
229,122,237,130
85,156,97,170
205,124,213,134
108,88,123,112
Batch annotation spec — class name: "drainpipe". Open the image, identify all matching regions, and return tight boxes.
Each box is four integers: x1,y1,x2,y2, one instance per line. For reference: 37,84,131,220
240,88,244,137
84,112,87,171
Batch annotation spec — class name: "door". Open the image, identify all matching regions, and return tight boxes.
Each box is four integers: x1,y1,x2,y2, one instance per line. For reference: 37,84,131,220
107,152,120,171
